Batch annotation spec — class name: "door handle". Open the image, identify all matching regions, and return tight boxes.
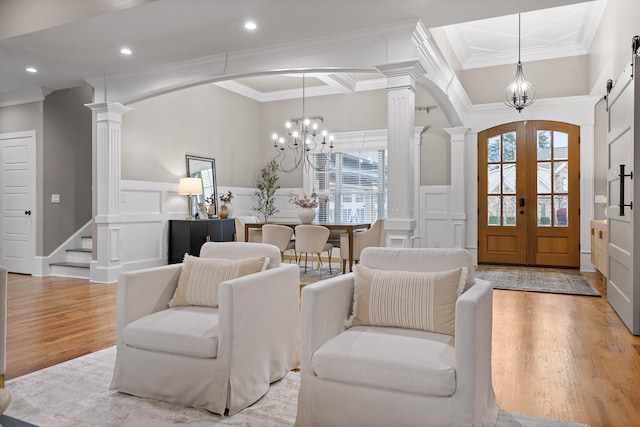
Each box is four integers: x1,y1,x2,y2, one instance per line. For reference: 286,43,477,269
24,210,31,216
520,210,525,215
519,198,525,207
619,164,633,216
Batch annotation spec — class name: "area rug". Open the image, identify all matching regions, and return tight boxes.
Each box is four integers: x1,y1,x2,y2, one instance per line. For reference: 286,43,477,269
475,265,600,296
4,347,594,427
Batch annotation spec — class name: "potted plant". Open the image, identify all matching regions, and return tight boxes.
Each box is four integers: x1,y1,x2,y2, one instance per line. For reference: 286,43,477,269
252,159,280,222
219,191,234,218
289,192,319,223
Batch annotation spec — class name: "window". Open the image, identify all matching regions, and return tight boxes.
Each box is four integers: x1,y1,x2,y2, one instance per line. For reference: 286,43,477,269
312,150,387,223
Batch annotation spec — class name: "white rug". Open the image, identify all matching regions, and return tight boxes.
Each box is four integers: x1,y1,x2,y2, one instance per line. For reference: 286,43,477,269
4,347,593,427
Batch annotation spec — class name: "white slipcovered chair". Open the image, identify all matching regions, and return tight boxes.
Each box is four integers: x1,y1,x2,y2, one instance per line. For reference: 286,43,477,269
110,242,300,415
295,225,333,276
234,216,262,242
339,218,385,273
261,224,296,262
296,247,498,427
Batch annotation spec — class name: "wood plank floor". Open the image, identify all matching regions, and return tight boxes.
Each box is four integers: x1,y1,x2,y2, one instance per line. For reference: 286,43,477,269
4,270,640,426
5,274,117,380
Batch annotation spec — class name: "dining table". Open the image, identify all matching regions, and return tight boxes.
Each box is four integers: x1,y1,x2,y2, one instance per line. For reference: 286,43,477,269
244,221,371,272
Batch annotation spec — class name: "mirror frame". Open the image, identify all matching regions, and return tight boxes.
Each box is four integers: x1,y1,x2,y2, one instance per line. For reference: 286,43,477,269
186,155,217,217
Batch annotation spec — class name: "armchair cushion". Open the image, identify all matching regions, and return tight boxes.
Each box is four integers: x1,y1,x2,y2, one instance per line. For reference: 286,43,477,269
123,306,219,358
312,325,456,397
348,265,467,336
169,254,268,308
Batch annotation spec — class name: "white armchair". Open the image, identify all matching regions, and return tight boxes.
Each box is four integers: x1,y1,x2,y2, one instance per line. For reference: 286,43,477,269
296,247,498,427
110,242,300,415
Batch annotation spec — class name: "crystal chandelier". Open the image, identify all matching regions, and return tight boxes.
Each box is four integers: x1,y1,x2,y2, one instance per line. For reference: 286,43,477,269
271,74,335,173
503,14,537,113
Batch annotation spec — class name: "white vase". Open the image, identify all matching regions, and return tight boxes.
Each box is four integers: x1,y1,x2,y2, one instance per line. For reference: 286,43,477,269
224,202,234,218
298,207,316,224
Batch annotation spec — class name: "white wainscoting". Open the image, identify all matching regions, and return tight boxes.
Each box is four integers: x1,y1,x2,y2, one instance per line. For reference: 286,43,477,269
418,185,454,249
114,181,303,276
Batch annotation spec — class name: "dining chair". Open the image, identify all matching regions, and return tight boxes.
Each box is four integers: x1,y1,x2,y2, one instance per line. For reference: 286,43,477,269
294,225,333,277
262,224,296,263
234,216,262,243
339,218,385,273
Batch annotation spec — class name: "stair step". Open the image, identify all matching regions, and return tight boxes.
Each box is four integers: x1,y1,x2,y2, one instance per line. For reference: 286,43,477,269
81,236,93,250
50,262,90,280
66,248,92,253
50,262,90,269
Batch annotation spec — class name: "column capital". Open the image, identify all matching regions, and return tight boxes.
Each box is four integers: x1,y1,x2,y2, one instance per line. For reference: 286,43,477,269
444,126,470,140
377,60,426,90
85,102,132,122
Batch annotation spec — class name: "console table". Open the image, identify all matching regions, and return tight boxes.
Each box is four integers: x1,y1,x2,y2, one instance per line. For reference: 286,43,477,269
169,218,235,264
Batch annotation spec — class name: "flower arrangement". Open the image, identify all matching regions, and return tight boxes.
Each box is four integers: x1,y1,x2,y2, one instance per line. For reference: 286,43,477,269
205,194,216,205
289,192,319,208
219,191,233,203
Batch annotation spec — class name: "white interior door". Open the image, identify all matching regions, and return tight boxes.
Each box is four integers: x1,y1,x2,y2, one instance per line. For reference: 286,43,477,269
606,60,639,335
0,131,36,274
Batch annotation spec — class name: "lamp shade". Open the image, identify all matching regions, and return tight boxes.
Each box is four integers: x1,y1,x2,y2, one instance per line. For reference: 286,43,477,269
178,177,203,195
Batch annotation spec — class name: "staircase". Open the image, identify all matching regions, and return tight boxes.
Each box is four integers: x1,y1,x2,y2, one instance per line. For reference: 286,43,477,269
49,235,93,279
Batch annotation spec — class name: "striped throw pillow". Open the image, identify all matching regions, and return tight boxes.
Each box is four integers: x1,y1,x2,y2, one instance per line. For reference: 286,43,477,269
347,265,467,336
169,254,269,308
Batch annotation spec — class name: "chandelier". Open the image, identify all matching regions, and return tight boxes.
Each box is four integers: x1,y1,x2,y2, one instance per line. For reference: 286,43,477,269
503,14,537,113
271,74,335,173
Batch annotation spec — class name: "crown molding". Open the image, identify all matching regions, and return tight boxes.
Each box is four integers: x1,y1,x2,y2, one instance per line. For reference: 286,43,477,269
0,86,52,107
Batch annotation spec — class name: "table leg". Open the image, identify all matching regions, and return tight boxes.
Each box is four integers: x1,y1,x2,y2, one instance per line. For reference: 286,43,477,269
348,228,354,272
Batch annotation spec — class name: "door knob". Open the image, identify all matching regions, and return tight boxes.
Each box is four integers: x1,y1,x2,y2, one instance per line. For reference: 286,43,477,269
519,210,525,215
25,210,31,215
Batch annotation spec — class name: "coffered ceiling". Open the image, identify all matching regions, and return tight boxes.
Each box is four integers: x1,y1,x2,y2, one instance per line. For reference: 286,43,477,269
0,0,601,106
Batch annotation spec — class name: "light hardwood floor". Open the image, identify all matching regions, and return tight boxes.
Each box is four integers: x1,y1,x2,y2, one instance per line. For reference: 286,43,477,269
5,271,640,426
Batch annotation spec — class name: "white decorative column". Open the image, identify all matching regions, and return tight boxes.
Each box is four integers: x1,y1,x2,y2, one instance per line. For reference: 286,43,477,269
378,60,426,248
444,127,469,248
85,102,132,283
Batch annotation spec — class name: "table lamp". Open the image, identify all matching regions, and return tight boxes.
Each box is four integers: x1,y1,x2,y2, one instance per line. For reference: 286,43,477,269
178,177,203,220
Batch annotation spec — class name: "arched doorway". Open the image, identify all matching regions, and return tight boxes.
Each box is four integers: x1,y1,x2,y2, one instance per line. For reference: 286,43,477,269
478,120,580,267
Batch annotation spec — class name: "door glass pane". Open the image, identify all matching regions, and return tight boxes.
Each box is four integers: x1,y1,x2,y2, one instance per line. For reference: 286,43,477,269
503,196,516,226
487,136,501,163
553,131,569,160
503,132,516,162
488,196,501,226
554,161,569,192
537,162,551,194
537,130,551,160
554,195,569,226
488,164,501,194
502,164,516,193
537,196,552,226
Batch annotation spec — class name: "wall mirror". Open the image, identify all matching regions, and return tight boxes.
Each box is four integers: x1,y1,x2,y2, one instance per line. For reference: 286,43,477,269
186,155,217,217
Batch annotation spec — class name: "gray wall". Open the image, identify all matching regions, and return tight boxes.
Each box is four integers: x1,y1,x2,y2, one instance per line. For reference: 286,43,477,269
461,55,589,105
123,84,453,189
588,0,640,96
42,85,93,254
122,84,264,188
0,101,45,255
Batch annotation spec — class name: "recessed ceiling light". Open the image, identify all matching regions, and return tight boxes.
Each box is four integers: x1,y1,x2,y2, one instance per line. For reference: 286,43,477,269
120,47,132,55
244,21,257,30
26,67,37,73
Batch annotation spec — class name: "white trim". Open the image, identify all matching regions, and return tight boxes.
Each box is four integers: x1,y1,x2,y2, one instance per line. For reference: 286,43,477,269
0,130,37,275
33,220,93,277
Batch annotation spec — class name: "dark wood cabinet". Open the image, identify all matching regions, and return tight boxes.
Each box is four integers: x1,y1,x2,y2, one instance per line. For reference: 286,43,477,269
168,219,236,264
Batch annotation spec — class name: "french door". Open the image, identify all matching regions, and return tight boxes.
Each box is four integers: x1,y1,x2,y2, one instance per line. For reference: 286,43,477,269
478,121,580,267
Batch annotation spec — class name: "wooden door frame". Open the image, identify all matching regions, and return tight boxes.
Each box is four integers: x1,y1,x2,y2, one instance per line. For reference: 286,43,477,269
478,120,580,267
